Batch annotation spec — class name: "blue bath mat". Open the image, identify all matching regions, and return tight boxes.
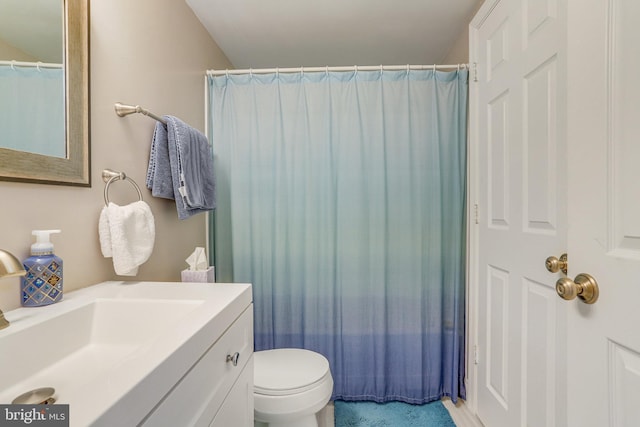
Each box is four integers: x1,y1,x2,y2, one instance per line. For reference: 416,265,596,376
335,400,456,427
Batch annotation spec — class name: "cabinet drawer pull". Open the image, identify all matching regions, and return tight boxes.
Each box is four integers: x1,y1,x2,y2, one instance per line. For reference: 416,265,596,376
226,352,240,366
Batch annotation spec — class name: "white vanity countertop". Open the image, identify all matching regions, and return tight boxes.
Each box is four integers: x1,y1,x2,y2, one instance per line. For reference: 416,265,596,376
0,281,253,426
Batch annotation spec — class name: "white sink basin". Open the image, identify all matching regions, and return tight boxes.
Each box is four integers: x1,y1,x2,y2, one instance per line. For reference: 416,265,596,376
1,298,203,396
0,281,252,426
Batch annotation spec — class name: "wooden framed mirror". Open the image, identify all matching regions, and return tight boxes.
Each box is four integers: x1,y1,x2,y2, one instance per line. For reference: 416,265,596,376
0,0,90,186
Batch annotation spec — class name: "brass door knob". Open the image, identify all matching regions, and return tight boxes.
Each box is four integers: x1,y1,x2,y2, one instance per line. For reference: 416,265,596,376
545,253,568,274
556,273,599,304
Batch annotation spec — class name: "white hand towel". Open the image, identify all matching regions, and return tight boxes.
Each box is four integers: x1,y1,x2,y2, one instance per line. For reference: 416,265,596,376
99,207,112,257
98,201,155,276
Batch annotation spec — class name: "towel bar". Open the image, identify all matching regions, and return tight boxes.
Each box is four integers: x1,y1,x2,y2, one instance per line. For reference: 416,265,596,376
102,169,143,206
114,102,167,125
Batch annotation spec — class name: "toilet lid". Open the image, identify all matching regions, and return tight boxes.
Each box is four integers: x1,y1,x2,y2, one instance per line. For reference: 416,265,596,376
254,348,330,395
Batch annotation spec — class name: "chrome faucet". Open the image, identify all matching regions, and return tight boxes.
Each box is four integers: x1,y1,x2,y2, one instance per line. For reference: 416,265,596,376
0,249,26,330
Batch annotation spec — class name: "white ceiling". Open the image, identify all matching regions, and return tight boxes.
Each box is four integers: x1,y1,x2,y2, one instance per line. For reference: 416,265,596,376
186,0,481,70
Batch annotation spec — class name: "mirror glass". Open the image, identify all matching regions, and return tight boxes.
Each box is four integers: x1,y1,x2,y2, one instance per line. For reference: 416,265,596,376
0,0,89,186
0,0,64,158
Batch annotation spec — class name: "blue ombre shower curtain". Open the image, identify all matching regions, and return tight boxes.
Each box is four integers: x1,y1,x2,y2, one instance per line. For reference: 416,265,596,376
209,68,467,403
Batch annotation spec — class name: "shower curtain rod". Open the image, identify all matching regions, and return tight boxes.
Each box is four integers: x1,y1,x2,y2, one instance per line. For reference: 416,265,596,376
206,63,469,76
0,60,63,69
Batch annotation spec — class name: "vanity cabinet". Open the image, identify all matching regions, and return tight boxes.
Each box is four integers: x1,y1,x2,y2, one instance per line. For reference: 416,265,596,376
209,358,253,427
0,281,254,427
141,305,254,426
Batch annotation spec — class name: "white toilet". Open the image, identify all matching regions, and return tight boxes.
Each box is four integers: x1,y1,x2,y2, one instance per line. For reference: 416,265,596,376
253,348,334,427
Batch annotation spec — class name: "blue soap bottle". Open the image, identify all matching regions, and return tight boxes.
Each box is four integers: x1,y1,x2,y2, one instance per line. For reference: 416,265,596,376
21,230,63,307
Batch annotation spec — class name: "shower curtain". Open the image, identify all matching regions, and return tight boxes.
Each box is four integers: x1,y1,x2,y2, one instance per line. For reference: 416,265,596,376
208,68,467,403
0,65,64,157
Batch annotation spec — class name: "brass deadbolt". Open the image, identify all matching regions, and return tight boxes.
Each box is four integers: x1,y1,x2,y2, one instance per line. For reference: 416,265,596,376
546,253,568,275
556,273,599,304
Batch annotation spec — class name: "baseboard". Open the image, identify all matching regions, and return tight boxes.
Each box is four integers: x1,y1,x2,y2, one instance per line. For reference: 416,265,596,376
442,398,485,427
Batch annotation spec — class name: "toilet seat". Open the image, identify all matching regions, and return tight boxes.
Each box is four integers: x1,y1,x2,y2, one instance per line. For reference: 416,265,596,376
254,348,334,427
254,348,331,396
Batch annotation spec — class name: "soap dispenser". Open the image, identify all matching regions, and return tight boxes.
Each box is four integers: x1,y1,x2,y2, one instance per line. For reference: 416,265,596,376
21,230,63,307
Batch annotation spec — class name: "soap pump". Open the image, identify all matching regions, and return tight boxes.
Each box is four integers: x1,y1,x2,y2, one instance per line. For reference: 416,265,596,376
21,230,63,307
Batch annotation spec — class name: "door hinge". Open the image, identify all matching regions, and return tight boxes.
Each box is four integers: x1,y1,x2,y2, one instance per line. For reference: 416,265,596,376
474,203,479,225
473,62,478,82
474,345,479,365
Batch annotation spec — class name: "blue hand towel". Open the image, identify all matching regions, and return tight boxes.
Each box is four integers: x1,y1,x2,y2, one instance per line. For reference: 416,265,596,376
166,116,216,219
146,116,215,220
146,121,175,199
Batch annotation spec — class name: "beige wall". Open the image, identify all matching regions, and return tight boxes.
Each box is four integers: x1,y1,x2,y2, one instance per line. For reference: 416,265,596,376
0,0,231,311
442,0,485,64
0,39,38,62
442,25,471,64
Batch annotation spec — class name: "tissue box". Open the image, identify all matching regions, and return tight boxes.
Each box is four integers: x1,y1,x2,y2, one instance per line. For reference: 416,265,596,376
181,266,215,283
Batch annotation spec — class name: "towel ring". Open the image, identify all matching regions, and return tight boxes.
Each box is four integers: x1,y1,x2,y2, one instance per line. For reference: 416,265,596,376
102,169,143,206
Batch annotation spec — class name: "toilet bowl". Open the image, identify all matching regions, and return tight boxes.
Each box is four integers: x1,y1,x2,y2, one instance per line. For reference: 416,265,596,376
253,348,334,427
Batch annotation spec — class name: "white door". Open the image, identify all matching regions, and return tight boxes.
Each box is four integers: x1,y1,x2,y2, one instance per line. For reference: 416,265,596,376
565,0,640,425
470,0,567,426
